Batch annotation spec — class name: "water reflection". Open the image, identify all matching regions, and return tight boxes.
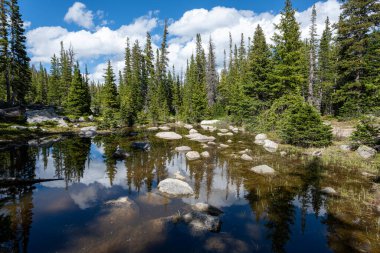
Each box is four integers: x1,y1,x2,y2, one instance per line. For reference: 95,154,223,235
0,133,378,253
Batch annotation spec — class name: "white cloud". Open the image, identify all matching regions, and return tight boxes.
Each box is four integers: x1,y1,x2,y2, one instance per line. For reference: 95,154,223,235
27,0,342,82
24,21,31,29
64,2,94,29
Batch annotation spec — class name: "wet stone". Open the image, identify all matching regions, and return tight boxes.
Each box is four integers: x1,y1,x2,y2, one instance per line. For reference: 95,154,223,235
250,165,275,175
158,178,194,197
186,151,201,160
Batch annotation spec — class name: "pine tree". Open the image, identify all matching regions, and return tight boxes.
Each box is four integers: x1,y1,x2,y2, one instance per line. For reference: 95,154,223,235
246,25,272,101
307,5,319,110
0,0,9,102
47,54,60,105
206,36,218,107
66,63,91,116
271,0,304,98
319,17,336,115
9,0,30,104
59,42,72,106
335,0,380,116
102,60,119,126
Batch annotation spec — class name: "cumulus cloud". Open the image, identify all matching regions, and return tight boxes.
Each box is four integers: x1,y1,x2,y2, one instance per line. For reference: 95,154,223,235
64,2,94,29
27,0,342,82
24,21,31,29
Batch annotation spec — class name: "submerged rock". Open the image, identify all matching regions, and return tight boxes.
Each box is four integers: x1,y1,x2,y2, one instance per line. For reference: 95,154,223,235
112,147,130,159
155,131,182,140
175,146,192,152
263,139,278,153
321,187,338,196
105,196,135,207
183,211,221,232
241,154,253,161
192,203,223,216
357,145,376,159
250,165,275,175
201,151,210,158
158,178,194,197
254,134,267,145
131,142,151,151
186,151,201,160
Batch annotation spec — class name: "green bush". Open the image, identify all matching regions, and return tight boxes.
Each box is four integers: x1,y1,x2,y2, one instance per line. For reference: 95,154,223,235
350,116,380,149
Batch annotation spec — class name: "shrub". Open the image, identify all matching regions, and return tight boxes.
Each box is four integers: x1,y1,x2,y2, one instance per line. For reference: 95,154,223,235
350,116,380,149
279,101,332,147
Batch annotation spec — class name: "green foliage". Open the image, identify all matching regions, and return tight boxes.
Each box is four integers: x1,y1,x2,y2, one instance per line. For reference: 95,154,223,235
279,102,332,147
350,117,380,149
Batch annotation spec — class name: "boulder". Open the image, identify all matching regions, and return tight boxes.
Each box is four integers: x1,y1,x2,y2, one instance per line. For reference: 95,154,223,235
174,171,186,181
186,151,201,160
79,126,97,137
254,134,267,145
241,154,253,161
201,125,217,132
78,116,85,122
155,131,182,140
57,119,68,127
131,142,151,151
263,139,278,153
183,211,221,232
357,145,376,159
158,178,194,196
200,120,220,125
320,187,338,196
189,129,198,134
184,124,193,129
201,151,210,158
340,145,351,151
159,126,170,131
250,165,275,175
175,146,192,152
191,203,224,216
112,147,130,159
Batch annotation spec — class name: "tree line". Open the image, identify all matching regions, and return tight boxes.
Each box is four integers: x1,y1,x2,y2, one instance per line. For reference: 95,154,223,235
2,0,379,129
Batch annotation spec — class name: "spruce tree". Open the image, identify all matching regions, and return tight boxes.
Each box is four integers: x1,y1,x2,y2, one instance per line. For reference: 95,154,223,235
9,0,30,104
335,0,380,116
48,54,60,105
102,60,119,126
271,0,304,98
307,5,319,110
66,63,91,116
0,0,9,102
206,36,218,107
59,42,72,106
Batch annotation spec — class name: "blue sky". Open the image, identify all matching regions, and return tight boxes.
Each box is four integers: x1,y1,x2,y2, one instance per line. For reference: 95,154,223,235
21,0,342,81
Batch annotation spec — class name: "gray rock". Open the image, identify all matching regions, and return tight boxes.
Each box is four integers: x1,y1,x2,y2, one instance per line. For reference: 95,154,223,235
183,211,221,232
207,141,216,145
159,126,171,131
80,126,97,137
201,125,217,132
250,165,275,175
174,171,186,181
112,147,130,159
201,151,210,158
131,142,150,151
88,115,94,121
158,178,194,196
200,120,220,125
232,127,239,133
191,203,224,216
320,187,338,196
254,134,267,145
217,132,233,136
219,129,229,133
175,146,192,152
357,145,376,159
219,144,229,148
155,131,182,140
186,151,201,160
189,129,198,134
184,124,193,129
312,150,323,157
263,139,278,153
147,126,159,131
201,144,209,149
185,133,216,142
280,151,287,157
241,154,253,161
78,116,85,122
227,139,232,143
340,145,351,151
10,125,28,130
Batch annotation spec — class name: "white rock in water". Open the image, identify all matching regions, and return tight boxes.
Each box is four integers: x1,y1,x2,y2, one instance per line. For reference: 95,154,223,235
207,141,216,145
158,178,194,196
217,132,233,136
174,171,186,181
250,165,275,175
219,129,229,133
200,120,220,125
320,187,337,196
184,124,193,129
159,126,170,131
155,131,182,140
227,139,232,143
201,151,210,158
185,133,216,142
201,144,209,149
219,144,229,148
147,127,158,131
186,151,201,160
356,145,376,159
201,125,217,132
232,128,239,133
183,211,221,232
189,129,198,134
254,133,267,145
241,154,253,161
175,146,192,152
80,126,97,136
263,139,278,153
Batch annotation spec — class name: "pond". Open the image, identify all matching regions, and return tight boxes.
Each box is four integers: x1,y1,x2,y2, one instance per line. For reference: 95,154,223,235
0,126,379,253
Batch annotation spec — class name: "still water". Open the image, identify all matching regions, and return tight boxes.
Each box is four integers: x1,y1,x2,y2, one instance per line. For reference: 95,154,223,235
0,127,379,253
